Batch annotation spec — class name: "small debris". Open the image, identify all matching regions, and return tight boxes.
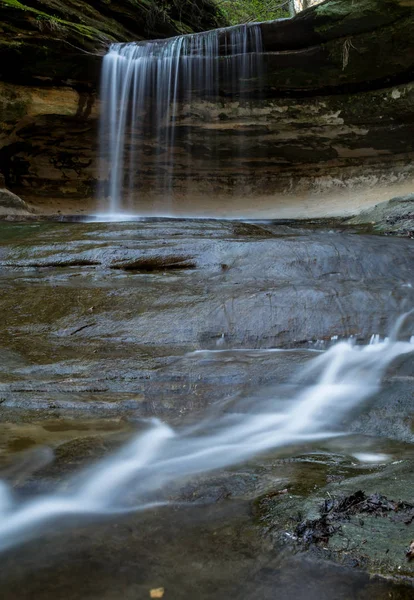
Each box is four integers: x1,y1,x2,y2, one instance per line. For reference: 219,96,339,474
68,322,96,336
295,491,414,547
406,540,414,561
150,588,165,598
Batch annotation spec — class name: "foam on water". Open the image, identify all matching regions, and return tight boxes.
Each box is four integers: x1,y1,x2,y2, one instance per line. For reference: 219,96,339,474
0,315,412,553
352,453,391,463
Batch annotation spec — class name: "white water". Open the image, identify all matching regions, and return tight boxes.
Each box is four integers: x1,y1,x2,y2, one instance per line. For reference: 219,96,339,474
99,24,263,215
0,320,412,553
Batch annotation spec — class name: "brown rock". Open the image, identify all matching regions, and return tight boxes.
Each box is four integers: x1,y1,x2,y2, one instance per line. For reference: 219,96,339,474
0,0,413,216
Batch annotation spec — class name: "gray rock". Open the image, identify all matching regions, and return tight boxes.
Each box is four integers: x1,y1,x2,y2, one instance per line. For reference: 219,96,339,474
347,194,414,236
0,188,32,217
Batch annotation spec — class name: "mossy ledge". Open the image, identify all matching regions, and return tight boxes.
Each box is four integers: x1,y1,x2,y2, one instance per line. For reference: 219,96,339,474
0,0,227,86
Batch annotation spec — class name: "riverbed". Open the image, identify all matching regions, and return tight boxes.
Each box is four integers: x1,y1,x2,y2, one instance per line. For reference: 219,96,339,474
0,219,413,598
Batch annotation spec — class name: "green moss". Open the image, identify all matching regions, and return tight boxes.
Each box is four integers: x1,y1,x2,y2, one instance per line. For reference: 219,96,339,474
0,0,27,8
2,99,28,121
315,0,406,36
316,0,402,19
0,39,23,49
171,19,192,34
0,0,227,61
316,0,370,18
0,0,115,42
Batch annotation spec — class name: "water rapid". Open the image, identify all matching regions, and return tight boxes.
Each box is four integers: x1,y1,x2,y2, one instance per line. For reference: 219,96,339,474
0,321,413,553
99,24,263,215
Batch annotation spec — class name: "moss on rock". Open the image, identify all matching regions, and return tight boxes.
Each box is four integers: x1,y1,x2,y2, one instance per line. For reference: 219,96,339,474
0,0,227,86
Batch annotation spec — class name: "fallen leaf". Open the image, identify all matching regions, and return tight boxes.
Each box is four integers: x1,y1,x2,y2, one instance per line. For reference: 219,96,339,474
150,588,165,598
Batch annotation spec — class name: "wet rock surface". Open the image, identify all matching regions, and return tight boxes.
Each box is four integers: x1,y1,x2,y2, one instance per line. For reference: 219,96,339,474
346,194,414,237
295,490,414,563
0,219,413,597
2,497,413,600
254,446,414,585
0,219,413,410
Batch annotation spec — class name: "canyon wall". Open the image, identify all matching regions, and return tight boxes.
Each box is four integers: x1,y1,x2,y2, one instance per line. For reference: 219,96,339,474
0,0,414,216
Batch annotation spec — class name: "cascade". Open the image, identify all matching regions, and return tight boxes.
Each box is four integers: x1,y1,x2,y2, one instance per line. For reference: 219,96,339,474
98,24,263,216
0,324,412,552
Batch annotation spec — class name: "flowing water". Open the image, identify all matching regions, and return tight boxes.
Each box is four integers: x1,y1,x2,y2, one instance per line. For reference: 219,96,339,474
99,24,263,215
0,318,412,554
0,221,413,597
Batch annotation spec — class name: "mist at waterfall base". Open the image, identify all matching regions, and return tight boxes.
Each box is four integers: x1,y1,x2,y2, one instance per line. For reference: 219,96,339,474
0,319,413,554
98,25,263,217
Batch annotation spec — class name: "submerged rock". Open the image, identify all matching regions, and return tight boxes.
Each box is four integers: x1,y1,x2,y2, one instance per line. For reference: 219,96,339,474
296,490,414,567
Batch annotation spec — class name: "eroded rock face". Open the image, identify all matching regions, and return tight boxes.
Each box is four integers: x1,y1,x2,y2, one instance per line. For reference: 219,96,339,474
0,0,414,215
0,187,32,216
0,82,99,212
97,82,414,216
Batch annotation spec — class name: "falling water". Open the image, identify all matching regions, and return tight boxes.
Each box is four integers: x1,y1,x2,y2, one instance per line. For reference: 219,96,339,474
98,24,263,216
0,317,413,553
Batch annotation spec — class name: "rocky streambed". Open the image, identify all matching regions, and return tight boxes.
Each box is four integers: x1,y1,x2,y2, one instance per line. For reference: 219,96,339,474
0,219,413,599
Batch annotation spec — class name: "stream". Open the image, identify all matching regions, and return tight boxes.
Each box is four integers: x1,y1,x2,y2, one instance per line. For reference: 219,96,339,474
0,219,413,598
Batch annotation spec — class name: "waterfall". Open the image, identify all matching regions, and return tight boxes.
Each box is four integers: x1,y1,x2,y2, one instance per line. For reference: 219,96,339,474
0,323,412,552
98,24,263,216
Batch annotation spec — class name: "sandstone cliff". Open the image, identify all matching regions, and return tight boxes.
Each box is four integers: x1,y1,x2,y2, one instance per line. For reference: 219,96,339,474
0,0,413,216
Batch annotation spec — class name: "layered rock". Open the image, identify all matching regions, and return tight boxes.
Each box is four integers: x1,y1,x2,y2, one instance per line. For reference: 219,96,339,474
0,0,414,215
0,0,225,85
